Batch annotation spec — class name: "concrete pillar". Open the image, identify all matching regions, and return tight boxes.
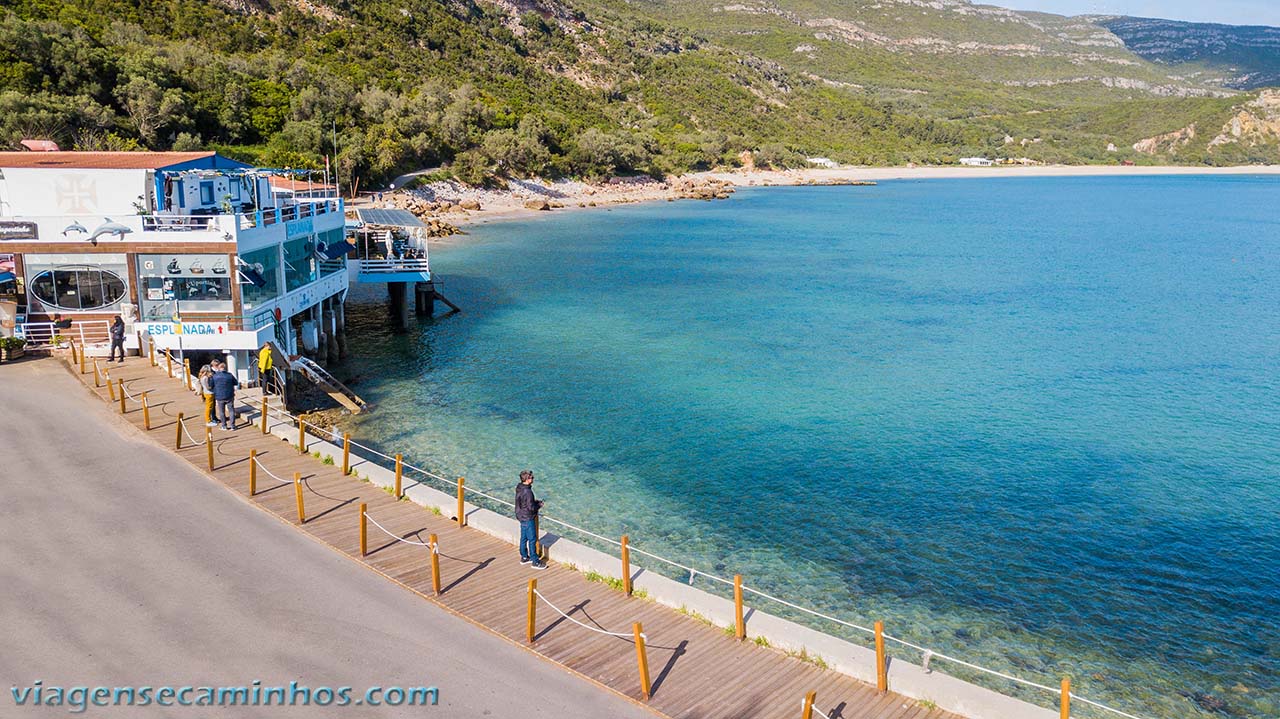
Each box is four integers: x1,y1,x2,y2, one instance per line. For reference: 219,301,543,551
388,282,411,331
323,302,339,365
335,299,348,361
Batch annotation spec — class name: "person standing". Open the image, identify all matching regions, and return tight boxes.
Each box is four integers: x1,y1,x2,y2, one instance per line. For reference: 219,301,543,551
108,316,125,362
515,470,546,569
257,344,274,395
210,360,239,430
198,364,215,427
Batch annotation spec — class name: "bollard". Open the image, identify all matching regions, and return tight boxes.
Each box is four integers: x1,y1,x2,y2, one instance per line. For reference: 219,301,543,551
176,413,184,449
634,622,651,700
875,620,887,693
298,421,306,454
535,516,543,560
149,337,156,366
79,346,86,374
249,449,257,496
429,534,441,595
117,380,126,414
359,502,367,556
734,575,745,640
107,371,116,400
394,454,403,498
1061,678,1070,719
166,350,172,377
526,578,537,642
261,396,268,434
69,339,78,366
184,358,192,391
456,477,465,528
141,392,151,430
294,472,305,523
621,535,632,596
801,691,816,719
92,357,101,387
205,427,214,471
342,433,350,475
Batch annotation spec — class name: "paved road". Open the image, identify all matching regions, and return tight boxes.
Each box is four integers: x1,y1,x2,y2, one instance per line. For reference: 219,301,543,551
0,358,656,718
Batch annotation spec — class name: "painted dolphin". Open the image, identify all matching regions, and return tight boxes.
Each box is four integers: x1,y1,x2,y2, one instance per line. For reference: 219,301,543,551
61,221,88,237
87,218,133,244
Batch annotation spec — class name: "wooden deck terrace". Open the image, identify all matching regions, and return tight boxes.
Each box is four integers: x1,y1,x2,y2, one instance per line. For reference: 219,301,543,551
75,353,962,719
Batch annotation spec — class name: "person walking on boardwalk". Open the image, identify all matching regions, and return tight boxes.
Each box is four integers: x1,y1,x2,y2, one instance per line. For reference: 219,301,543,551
108,315,125,362
198,364,215,427
515,470,546,569
257,344,275,395
210,360,239,430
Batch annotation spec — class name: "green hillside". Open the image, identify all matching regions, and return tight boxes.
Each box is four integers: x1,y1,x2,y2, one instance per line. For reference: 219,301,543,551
0,0,1274,188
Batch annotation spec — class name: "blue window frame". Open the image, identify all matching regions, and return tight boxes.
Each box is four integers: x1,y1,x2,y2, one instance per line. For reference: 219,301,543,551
200,181,214,205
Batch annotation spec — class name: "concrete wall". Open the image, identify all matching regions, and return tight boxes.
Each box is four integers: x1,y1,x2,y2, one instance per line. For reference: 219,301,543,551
265,420,1058,719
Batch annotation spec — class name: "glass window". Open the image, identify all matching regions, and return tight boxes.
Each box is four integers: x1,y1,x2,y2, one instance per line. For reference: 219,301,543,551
136,254,234,320
239,245,280,309
318,228,347,277
29,267,126,311
200,182,214,205
283,237,317,292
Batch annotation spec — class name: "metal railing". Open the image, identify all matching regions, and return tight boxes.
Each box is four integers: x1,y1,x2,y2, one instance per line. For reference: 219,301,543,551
246,199,342,229
140,215,225,232
354,258,431,274
17,320,112,347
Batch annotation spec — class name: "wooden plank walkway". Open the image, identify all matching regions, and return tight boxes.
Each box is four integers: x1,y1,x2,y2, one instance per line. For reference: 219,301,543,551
78,355,962,719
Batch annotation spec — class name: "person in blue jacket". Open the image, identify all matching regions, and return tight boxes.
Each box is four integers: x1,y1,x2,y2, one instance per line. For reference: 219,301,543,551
515,470,546,569
209,360,239,430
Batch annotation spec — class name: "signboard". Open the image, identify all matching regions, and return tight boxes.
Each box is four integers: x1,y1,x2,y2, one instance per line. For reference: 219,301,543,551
139,321,229,337
0,222,38,241
286,217,313,238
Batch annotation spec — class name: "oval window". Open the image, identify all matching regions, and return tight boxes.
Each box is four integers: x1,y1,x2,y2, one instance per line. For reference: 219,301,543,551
30,267,126,311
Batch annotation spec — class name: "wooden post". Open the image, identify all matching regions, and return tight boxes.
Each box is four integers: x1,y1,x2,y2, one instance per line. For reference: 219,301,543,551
801,691,816,719
634,622,651,700
69,339,78,365
107,372,116,400
249,449,257,496
166,350,172,377
734,574,745,640
117,380,126,414
429,534,441,595
456,477,465,528
294,472,305,523
526,578,537,642
1060,678,1071,719
79,346,86,374
149,337,156,366
260,396,268,434
535,515,543,560
359,502,368,556
175,413,184,449
298,420,306,454
205,427,214,471
184,358,192,391
141,392,151,430
875,620,887,693
342,432,351,475
621,535,632,596
92,357,101,387
394,453,403,498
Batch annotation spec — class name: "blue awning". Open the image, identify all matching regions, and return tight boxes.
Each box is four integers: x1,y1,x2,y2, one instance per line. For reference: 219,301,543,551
0,272,14,283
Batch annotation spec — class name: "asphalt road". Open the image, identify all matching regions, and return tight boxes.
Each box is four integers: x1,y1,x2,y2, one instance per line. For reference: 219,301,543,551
0,358,656,718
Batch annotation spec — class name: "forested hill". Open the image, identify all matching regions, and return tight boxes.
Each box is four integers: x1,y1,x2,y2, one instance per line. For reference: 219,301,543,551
1,0,1276,188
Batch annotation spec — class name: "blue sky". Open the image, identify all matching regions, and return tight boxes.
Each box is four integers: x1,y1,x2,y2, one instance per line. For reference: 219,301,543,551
1004,1,1280,26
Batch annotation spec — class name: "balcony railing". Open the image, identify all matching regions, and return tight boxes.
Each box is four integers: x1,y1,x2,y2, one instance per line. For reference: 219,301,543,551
244,199,343,229
355,258,431,274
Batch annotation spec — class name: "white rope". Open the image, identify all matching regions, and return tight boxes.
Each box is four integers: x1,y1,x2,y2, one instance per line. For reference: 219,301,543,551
252,455,296,484
363,511,435,548
533,589,642,640
178,417,204,447
800,700,832,719
119,381,145,404
881,633,1058,694
746,585,876,636
1071,694,1151,719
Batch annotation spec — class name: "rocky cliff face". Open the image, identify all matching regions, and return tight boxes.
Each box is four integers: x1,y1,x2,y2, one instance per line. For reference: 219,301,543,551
1100,17,1280,90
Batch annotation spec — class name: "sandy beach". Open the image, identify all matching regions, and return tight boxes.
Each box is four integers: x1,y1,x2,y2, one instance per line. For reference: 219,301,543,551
365,164,1280,233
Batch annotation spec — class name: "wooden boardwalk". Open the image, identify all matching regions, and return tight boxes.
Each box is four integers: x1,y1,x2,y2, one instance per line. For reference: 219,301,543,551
78,355,961,719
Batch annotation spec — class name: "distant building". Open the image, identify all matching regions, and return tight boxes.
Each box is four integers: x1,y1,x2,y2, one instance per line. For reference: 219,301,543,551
959,157,994,167
806,157,838,169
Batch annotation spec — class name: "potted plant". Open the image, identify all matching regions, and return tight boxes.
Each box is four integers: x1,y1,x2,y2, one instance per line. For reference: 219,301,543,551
0,336,26,361
51,333,67,349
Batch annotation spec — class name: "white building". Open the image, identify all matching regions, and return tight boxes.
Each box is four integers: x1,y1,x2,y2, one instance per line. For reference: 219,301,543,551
0,151,350,382
959,157,994,167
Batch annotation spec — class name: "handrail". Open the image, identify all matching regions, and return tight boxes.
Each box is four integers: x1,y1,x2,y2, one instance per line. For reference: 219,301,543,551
182,360,1158,719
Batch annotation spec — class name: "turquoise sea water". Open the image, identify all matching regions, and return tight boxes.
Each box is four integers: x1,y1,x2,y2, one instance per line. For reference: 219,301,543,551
343,177,1279,718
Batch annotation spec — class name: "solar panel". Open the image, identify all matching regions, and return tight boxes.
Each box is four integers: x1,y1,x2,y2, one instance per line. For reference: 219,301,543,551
356,208,425,228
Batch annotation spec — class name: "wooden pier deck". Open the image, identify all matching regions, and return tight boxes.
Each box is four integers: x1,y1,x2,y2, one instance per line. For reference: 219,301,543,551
77,355,962,719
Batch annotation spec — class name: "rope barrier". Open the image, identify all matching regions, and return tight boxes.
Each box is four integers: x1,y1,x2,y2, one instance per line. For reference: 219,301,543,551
533,589,642,640
119,381,146,404
803,700,832,719
251,455,297,485
362,511,436,549
213,378,1158,719
178,417,204,447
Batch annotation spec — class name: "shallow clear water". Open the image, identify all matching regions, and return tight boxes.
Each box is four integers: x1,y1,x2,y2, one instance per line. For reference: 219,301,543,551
342,177,1280,718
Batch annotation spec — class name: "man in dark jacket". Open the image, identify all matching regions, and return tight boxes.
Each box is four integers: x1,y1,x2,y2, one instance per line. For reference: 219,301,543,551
515,470,546,569
108,316,125,362
209,360,239,430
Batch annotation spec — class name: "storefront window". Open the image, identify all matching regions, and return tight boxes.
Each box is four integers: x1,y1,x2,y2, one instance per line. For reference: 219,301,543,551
283,237,317,292
137,254,234,320
239,245,280,309
29,267,126,311
317,228,348,277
